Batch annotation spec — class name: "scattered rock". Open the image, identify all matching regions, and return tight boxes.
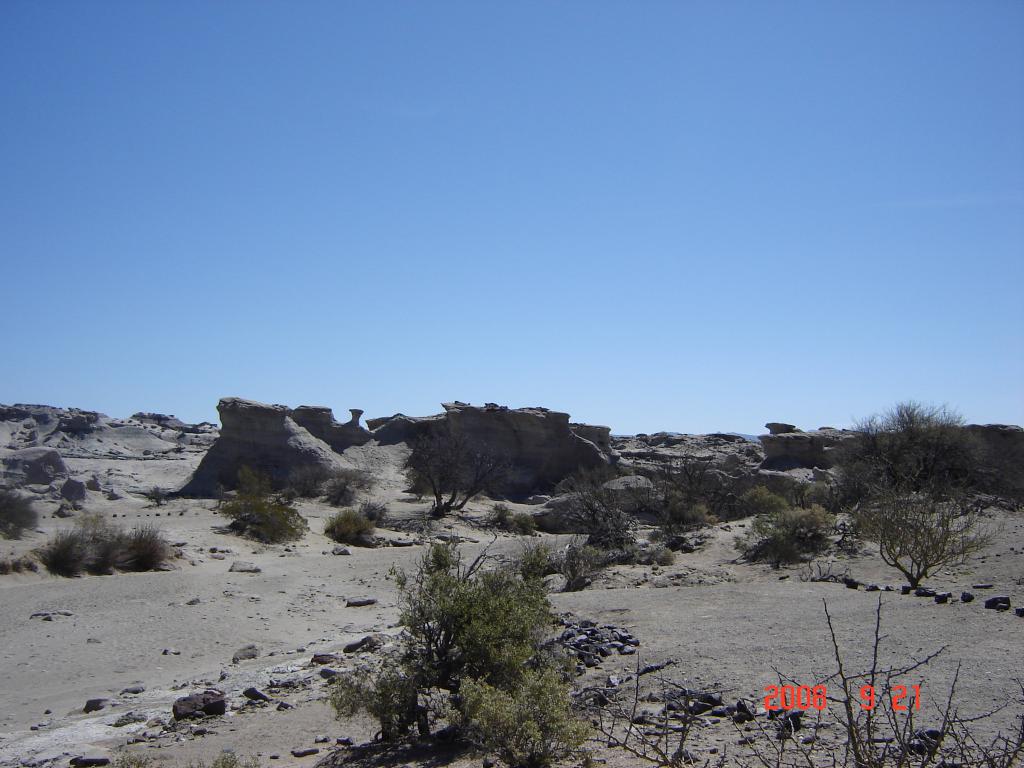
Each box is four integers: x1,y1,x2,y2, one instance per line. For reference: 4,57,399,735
120,686,145,695
345,596,377,607
291,748,320,758
319,668,340,680
229,561,261,573
984,596,1011,611
961,592,975,603
172,691,227,720
112,712,147,727
232,644,259,663
70,758,110,767
186,597,201,606
311,653,339,665
243,687,272,702
331,545,351,556
343,634,384,654
83,698,109,713
162,648,181,656
60,478,87,502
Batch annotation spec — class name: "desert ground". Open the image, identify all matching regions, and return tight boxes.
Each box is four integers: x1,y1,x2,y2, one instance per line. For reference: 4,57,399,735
1,402,1021,768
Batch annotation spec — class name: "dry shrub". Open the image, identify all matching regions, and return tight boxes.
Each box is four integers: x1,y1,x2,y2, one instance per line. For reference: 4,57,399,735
35,515,170,577
556,540,604,592
324,508,375,545
287,464,334,498
322,468,375,507
358,499,388,525
0,555,38,575
490,504,537,535
739,504,834,566
0,490,38,539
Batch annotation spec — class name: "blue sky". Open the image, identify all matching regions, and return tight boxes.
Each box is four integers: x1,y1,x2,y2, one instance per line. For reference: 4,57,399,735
2,1,1022,435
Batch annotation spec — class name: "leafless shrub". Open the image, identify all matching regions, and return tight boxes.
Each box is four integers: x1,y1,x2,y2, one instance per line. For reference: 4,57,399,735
406,425,509,517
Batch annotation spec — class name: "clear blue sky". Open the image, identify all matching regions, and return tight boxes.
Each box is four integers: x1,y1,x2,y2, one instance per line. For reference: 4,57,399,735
2,1,1022,435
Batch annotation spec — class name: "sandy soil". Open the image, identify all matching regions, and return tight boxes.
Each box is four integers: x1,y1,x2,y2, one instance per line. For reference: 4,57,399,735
1,467,1022,767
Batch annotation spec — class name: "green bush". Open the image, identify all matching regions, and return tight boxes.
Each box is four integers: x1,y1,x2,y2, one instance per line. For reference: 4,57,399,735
657,496,709,537
739,504,835,566
334,542,557,742
330,667,420,742
739,486,790,518
489,503,513,528
516,540,556,583
323,468,374,507
220,467,308,543
509,512,537,535
459,667,590,768
324,508,375,545
0,490,38,539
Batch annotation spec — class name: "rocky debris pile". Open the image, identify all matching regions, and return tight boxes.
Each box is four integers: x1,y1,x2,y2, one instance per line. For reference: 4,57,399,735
172,690,227,720
553,616,640,672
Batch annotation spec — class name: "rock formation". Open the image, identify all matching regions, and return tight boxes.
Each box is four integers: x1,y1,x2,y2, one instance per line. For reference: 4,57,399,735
290,406,373,452
179,398,339,495
758,424,857,470
2,447,67,485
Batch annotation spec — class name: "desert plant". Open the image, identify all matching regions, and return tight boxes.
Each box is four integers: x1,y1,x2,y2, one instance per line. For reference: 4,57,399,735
855,493,990,587
739,504,834,566
358,499,388,525
220,467,308,543
36,529,88,576
330,666,421,742
145,486,166,507
324,508,376,545
516,540,556,582
656,496,708,538
287,464,333,498
835,401,982,505
0,490,38,539
322,468,374,507
334,542,556,742
557,539,604,592
739,486,790,518
123,524,170,570
405,425,509,517
0,555,38,574
489,502,513,528
509,512,537,535
560,469,636,550
459,667,590,768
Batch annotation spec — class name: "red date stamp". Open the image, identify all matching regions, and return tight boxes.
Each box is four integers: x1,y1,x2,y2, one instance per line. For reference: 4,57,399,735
764,684,921,712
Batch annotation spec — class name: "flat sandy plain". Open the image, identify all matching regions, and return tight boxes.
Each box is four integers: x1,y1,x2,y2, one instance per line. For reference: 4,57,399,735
1,447,1022,768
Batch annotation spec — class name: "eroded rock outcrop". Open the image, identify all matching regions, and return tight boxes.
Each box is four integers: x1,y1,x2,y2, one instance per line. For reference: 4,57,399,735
2,447,68,485
291,406,372,452
758,424,857,470
180,398,339,495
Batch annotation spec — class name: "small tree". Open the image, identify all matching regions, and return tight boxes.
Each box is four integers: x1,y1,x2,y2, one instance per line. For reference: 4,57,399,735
405,426,508,517
835,401,981,504
856,493,990,587
560,469,636,550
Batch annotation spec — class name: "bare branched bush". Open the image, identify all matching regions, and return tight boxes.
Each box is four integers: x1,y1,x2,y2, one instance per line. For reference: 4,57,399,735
855,493,991,587
560,469,637,550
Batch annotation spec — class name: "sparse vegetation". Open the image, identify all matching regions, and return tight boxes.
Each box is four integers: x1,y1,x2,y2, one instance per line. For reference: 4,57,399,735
358,499,388,525
739,504,834,566
405,425,509,517
287,464,334,498
145,485,166,506
0,490,38,539
490,503,536,535
835,401,982,505
324,508,376,545
0,554,38,575
739,486,790,518
855,493,991,587
35,515,170,576
559,468,637,550
322,467,375,507
459,667,590,768
330,542,581,747
220,466,308,543
556,539,604,592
